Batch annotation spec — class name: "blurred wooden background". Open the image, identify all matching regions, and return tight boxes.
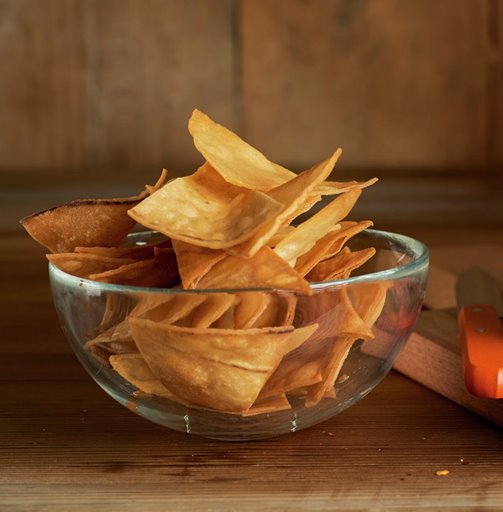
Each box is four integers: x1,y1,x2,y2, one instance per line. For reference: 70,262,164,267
1,0,502,229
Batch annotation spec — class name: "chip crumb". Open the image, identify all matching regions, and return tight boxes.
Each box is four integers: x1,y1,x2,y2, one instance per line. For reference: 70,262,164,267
435,470,449,476
337,373,349,384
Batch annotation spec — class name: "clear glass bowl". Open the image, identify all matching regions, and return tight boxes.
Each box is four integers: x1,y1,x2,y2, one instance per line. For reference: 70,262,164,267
49,229,428,441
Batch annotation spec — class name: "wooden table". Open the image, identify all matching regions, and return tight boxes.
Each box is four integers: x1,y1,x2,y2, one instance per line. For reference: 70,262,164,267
2,228,503,511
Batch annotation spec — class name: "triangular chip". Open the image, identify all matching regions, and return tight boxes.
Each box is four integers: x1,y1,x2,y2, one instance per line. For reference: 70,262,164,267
314,177,378,196
129,319,316,412
180,293,238,328
189,109,293,190
295,220,373,276
128,163,283,249
227,150,342,257
109,353,175,399
305,335,356,407
89,248,180,287
47,253,137,279
308,247,376,282
239,393,291,416
172,239,226,289
274,188,361,266
20,169,168,253
196,246,311,295
74,238,171,259
233,292,272,329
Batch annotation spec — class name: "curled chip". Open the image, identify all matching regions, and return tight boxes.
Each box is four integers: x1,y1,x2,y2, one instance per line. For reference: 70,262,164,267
228,150,342,258
20,169,168,253
188,109,293,190
274,188,361,266
129,320,317,412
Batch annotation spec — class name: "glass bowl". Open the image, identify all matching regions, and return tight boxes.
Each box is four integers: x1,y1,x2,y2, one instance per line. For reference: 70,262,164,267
49,229,428,441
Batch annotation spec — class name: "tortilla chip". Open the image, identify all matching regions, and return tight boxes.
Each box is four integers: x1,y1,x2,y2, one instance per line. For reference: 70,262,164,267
136,293,207,325
188,109,294,190
304,335,357,407
128,163,283,249
307,247,376,282
196,246,311,295
260,352,325,399
314,177,378,196
233,292,272,329
47,253,137,279
89,248,180,288
74,238,171,259
109,353,176,398
227,150,342,257
129,320,316,412
240,393,291,416
347,281,390,327
181,293,238,328
274,188,361,266
171,239,227,289
295,220,373,276
20,170,168,253
268,225,296,247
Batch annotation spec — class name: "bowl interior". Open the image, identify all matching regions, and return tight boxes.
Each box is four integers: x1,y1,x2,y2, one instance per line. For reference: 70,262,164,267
49,229,428,440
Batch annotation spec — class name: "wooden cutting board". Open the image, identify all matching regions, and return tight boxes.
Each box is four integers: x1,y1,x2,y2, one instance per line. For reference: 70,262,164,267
393,244,503,427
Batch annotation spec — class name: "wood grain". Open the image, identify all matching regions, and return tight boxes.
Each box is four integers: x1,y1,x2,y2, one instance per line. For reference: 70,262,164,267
392,309,503,427
0,0,237,174
241,0,489,171
2,231,503,510
0,0,502,179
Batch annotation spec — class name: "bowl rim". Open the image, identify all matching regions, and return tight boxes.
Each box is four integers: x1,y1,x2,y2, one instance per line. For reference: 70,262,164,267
48,228,429,294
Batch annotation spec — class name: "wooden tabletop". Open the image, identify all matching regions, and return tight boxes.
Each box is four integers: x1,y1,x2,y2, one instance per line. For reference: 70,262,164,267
2,228,503,511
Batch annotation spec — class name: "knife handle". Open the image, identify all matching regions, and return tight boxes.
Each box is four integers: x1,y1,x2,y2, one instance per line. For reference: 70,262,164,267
458,304,503,399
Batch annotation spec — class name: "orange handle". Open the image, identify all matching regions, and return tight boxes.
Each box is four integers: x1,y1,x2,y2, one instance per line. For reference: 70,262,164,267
458,304,503,399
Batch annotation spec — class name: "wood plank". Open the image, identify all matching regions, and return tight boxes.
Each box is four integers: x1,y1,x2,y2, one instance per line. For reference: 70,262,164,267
82,0,237,174
0,0,87,170
2,231,503,509
0,0,237,174
241,0,488,171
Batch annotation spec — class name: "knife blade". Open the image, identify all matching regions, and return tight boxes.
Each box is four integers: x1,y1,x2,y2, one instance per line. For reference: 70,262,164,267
456,267,503,399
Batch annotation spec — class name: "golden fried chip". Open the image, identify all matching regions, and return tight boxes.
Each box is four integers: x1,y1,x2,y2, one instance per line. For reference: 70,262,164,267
304,335,356,407
128,163,283,249
302,283,387,407
75,238,171,260
304,285,373,341
315,177,378,196
239,393,291,416
274,188,361,266
347,281,390,327
260,352,325,399
307,247,376,282
20,170,168,253
171,239,226,289
189,109,293,190
228,150,342,257
129,320,317,412
137,293,207,325
47,253,137,279
233,292,272,329
109,353,175,398
295,220,373,276
182,293,238,328
88,248,180,288
196,246,311,295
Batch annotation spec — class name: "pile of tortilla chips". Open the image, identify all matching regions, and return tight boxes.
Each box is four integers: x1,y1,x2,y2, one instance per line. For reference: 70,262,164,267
21,109,388,416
